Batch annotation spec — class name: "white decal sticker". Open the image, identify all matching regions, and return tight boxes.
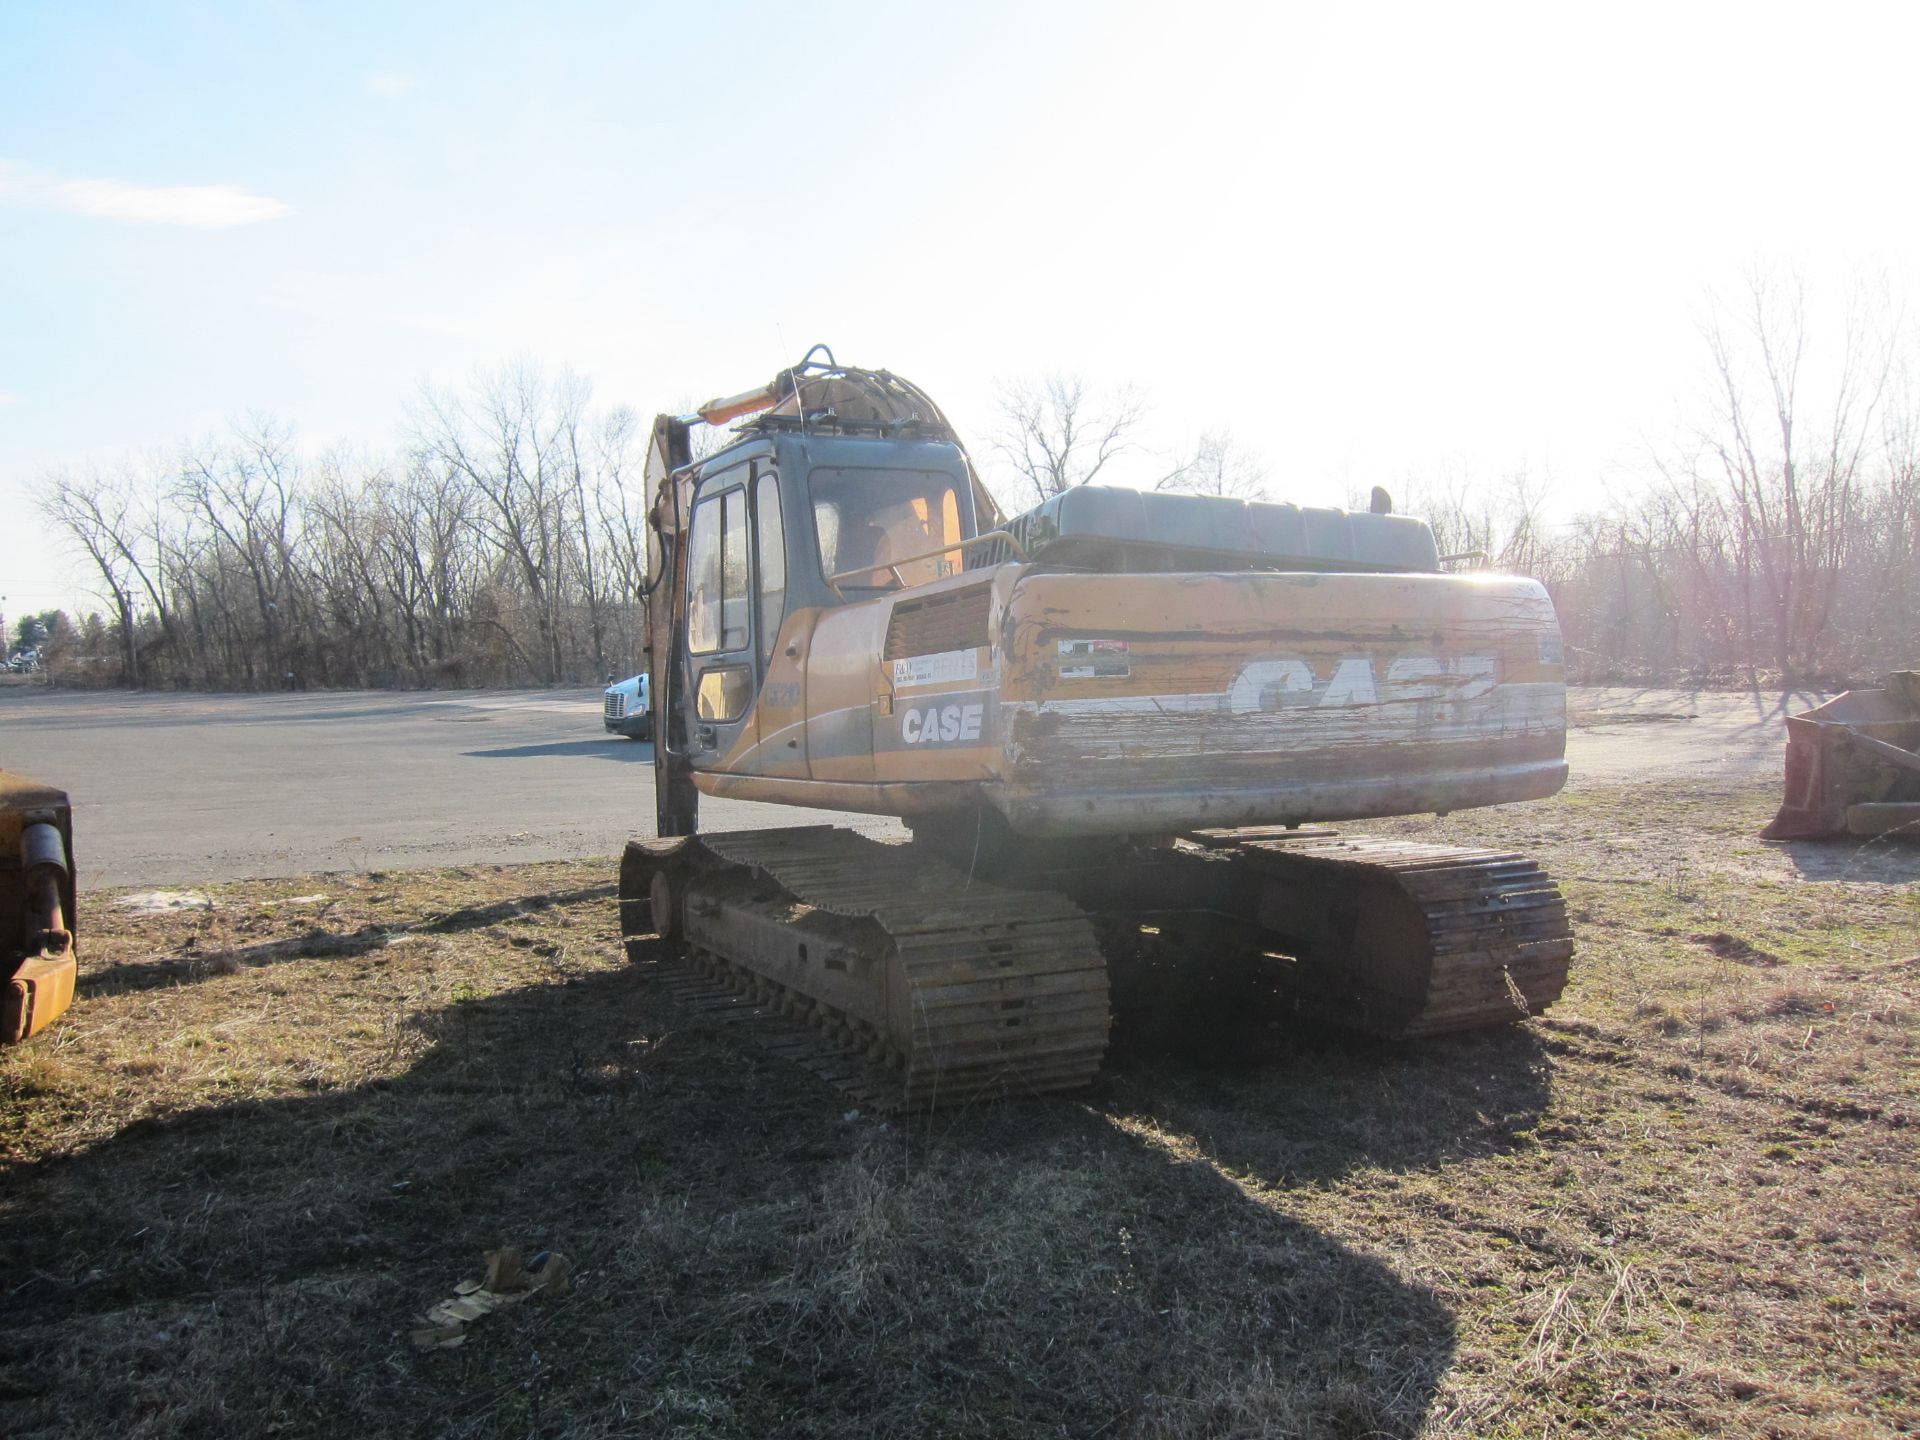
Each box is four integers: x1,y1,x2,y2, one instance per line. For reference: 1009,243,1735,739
1227,655,1500,713
1057,638,1131,680
891,649,979,689
1320,656,1378,707
1384,656,1445,701
1227,659,1314,714
900,702,986,745
1442,655,1499,701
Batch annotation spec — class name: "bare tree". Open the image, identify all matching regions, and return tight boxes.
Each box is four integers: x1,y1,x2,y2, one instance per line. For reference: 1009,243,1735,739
1155,430,1268,501
38,468,146,683
374,453,479,681
1695,269,1897,679
176,417,310,686
990,374,1146,507
416,363,589,684
590,406,651,671
308,450,400,682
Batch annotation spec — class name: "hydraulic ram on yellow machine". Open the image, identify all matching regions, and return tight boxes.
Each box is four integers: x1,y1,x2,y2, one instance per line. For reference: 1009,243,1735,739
1,770,78,1043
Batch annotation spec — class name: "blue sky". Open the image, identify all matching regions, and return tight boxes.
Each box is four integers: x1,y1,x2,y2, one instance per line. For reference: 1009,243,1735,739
4,0,1918,617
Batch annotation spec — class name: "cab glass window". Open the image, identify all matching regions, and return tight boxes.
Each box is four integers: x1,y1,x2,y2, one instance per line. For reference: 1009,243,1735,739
697,667,752,723
810,468,969,591
721,489,748,648
688,485,749,654
755,473,786,665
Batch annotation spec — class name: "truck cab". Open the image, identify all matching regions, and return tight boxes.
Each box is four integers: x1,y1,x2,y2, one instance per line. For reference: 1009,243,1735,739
602,672,652,740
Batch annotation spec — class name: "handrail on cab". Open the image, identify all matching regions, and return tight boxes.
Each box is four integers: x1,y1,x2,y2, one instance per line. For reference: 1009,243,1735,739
826,528,1030,597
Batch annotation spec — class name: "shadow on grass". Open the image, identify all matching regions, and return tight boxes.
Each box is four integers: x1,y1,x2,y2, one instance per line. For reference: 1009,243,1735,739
1779,834,1920,884
1094,927,1556,1189
1,936,1472,1439
1102,1018,1555,1192
80,886,620,997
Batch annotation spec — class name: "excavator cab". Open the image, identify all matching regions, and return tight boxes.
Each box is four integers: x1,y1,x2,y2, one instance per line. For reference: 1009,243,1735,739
647,362,990,842
672,433,979,752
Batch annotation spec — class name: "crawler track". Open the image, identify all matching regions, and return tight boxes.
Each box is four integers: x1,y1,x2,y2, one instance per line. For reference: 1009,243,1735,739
623,824,1571,1108
1187,830,1575,1037
624,827,1110,1110
650,950,915,1112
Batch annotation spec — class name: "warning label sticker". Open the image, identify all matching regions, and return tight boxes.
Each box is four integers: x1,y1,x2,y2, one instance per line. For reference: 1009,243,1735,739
890,648,979,689
1057,638,1131,680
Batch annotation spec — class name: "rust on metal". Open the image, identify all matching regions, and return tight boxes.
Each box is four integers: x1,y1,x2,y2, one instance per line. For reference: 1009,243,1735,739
1763,672,1920,840
1,769,79,1044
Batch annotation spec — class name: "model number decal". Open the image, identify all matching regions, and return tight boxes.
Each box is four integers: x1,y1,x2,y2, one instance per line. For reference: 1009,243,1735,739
900,702,985,744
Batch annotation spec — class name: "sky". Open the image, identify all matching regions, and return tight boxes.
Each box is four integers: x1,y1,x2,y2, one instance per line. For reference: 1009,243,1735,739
4,0,1918,619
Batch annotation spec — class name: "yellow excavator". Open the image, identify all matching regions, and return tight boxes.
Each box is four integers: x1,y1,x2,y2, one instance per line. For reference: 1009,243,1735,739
1,771,77,1044
620,350,1573,1108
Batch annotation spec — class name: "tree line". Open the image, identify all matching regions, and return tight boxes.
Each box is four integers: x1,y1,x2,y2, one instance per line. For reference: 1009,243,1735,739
34,365,653,690
987,274,1918,686
30,278,1920,690
1404,275,1918,684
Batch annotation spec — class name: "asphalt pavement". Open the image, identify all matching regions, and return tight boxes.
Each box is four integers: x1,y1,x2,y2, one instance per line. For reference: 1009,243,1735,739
0,686,901,888
0,683,1812,889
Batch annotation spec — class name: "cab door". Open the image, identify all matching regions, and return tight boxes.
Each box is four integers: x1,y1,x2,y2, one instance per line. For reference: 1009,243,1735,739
748,464,810,778
681,468,757,767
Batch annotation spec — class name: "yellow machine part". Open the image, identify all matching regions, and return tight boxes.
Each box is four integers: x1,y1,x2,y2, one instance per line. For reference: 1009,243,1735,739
0,769,78,1043
5,953,77,1043
1763,672,1920,840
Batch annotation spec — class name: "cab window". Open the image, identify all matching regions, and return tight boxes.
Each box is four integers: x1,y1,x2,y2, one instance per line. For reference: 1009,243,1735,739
810,468,968,591
688,485,749,654
755,473,786,665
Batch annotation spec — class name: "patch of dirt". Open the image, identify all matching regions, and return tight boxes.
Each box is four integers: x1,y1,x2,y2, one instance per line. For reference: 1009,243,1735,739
113,890,213,913
1691,931,1784,966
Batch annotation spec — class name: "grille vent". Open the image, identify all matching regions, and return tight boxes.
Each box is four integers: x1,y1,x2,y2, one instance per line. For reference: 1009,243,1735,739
884,584,992,660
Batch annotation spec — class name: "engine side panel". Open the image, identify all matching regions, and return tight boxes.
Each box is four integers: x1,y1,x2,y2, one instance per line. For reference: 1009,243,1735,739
989,569,1566,834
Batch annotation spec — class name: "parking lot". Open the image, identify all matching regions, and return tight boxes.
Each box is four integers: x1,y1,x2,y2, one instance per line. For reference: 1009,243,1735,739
0,686,898,887
0,683,1816,887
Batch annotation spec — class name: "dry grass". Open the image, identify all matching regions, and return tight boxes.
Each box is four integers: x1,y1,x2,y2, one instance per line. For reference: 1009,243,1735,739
1,780,1915,1438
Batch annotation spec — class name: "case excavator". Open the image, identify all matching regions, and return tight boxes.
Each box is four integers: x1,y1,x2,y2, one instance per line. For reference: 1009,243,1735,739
620,351,1573,1109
